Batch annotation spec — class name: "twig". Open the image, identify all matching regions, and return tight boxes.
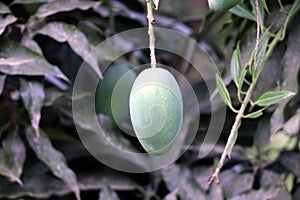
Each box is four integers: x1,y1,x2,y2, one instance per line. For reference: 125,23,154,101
146,0,157,68
254,0,260,70
208,83,255,185
209,0,261,185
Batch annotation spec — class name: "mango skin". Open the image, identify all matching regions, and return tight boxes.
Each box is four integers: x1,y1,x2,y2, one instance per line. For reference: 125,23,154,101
95,64,136,122
129,68,183,155
208,0,240,11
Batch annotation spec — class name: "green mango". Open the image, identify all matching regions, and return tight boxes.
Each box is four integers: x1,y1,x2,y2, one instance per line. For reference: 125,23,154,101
208,0,240,11
129,68,183,155
95,64,136,122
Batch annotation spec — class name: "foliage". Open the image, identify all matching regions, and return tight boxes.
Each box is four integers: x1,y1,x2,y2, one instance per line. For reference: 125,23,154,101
0,0,299,199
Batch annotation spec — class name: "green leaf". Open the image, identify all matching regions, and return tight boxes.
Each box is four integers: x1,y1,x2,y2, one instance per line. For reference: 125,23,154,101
260,0,270,14
2,126,26,184
25,127,81,200
37,22,102,78
215,74,233,109
244,110,263,119
162,164,206,200
230,44,242,88
20,79,45,136
0,15,17,35
35,0,101,18
254,90,295,106
250,30,269,77
285,0,300,29
0,74,6,95
0,41,68,81
227,129,239,158
99,181,120,200
229,3,256,21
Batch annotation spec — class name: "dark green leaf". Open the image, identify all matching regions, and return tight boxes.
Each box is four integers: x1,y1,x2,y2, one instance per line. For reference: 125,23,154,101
35,0,100,18
0,15,17,35
0,41,68,81
230,45,242,88
251,30,269,77
162,164,206,200
244,110,263,119
227,130,238,158
0,74,6,95
260,0,270,14
285,0,300,28
215,74,233,109
229,3,256,21
2,127,26,184
37,22,102,78
254,90,295,106
20,79,45,136
99,181,120,200
25,127,81,200
0,2,11,14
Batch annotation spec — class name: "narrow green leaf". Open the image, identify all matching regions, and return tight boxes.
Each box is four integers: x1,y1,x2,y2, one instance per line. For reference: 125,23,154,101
260,0,270,14
285,0,300,27
25,127,81,200
0,75,6,95
230,44,242,88
99,181,120,200
37,22,102,79
0,41,68,81
238,67,247,89
215,74,232,108
244,110,263,119
250,30,269,77
227,130,238,158
229,3,256,21
254,90,295,106
35,0,101,18
281,0,300,39
2,126,26,183
20,79,45,136
0,15,17,35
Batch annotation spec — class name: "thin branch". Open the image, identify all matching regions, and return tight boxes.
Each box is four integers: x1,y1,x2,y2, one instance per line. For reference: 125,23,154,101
254,0,260,70
146,0,157,68
208,83,255,185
